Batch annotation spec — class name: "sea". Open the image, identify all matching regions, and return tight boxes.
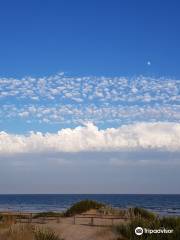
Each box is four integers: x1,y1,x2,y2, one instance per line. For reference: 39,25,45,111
0,194,180,216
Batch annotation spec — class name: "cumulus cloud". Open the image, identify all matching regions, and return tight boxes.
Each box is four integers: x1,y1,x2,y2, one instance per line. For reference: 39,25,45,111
0,122,180,154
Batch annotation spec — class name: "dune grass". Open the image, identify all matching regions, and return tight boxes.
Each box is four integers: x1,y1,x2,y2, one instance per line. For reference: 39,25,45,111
33,200,105,218
113,208,180,240
0,224,64,240
65,199,105,216
34,228,63,240
130,207,156,220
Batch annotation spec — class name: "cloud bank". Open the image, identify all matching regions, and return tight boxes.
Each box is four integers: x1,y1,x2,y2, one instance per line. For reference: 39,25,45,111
1,122,180,154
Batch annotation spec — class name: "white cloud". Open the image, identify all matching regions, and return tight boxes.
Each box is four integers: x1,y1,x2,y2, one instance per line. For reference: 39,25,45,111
1,103,180,125
0,73,180,125
0,74,179,104
0,122,180,154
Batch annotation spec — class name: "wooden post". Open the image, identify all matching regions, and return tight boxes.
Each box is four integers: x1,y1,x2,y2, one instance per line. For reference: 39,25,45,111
74,215,76,224
40,217,45,224
28,213,32,223
56,217,60,223
91,217,94,226
111,218,114,225
19,212,21,223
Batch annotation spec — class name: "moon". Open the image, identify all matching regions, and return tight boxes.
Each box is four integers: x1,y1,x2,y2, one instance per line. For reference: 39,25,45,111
147,61,151,66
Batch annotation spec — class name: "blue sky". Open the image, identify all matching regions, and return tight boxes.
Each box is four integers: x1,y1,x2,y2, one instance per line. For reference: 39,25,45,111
0,0,180,78
0,0,180,193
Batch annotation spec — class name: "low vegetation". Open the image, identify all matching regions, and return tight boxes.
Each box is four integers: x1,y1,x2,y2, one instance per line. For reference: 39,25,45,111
0,215,16,229
0,224,64,240
34,228,63,240
113,208,180,240
130,207,156,220
65,199,105,216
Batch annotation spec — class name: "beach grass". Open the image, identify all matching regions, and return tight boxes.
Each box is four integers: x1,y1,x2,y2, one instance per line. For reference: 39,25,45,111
113,208,180,240
0,224,64,240
130,207,156,220
65,199,105,216
34,228,64,240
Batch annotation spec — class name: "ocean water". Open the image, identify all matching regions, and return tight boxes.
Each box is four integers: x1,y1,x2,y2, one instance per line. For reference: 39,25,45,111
0,194,180,216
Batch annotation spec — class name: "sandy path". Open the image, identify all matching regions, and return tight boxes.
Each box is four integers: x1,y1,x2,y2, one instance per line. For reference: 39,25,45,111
44,217,116,240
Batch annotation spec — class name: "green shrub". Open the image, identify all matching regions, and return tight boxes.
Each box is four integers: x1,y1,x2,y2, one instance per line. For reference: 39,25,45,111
65,200,105,216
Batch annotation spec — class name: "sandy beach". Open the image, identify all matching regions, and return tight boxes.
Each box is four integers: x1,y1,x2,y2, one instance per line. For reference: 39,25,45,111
41,218,116,240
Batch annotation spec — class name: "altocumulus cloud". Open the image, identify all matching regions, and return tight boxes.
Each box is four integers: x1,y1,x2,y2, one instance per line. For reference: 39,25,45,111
0,74,180,126
1,122,180,154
